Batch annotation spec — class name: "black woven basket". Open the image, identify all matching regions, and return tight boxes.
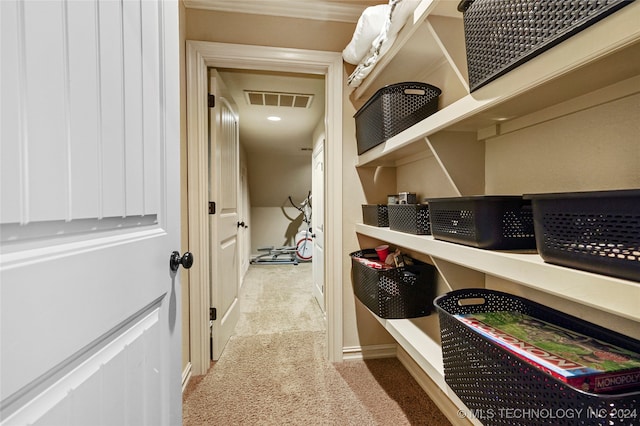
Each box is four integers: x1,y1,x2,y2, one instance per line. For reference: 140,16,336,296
388,204,431,235
434,289,640,425
362,204,389,227
458,0,634,92
427,196,536,249
354,82,441,155
350,249,437,319
525,189,640,282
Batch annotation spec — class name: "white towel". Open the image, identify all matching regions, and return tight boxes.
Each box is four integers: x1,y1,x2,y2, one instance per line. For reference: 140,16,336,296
342,4,390,65
347,0,420,88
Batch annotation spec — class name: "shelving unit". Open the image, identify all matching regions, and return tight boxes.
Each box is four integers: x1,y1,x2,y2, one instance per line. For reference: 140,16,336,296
348,0,640,423
355,0,640,168
356,224,640,323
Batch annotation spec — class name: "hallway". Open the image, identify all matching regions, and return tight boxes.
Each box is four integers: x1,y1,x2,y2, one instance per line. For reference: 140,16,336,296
182,264,451,425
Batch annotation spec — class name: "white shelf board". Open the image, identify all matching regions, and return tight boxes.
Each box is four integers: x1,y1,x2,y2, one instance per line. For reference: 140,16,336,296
356,224,640,323
369,306,482,425
373,315,445,381
356,133,432,167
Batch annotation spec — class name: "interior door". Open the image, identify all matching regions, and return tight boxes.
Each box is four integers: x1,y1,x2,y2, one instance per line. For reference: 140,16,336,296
312,141,325,312
209,71,241,360
239,162,251,279
0,1,181,425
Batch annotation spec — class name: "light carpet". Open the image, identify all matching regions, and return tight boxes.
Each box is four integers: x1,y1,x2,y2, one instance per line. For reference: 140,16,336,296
182,263,451,425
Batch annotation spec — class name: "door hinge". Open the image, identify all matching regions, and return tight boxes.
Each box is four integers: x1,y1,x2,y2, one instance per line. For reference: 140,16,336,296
209,201,216,214
210,308,217,321
208,94,215,108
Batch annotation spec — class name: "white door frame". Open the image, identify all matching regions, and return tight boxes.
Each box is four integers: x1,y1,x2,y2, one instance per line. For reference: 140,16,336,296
186,41,343,375
311,140,325,312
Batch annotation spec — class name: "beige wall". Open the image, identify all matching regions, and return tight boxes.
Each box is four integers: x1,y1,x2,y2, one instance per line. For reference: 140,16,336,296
247,150,312,254
185,9,356,52
251,206,309,253
485,92,640,194
312,117,325,151
248,151,312,207
340,68,396,351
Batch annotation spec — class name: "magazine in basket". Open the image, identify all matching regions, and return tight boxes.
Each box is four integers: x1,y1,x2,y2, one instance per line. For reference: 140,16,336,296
454,311,640,394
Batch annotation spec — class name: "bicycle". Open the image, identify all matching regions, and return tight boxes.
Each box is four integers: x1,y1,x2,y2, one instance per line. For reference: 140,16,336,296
250,192,313,265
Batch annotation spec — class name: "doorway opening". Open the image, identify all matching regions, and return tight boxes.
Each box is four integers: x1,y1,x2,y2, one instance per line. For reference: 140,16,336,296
208,66,325,359
215,68,322,269
185,41,344,377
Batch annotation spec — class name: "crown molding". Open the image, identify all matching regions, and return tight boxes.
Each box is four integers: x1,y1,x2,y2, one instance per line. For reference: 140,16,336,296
183,0,371,23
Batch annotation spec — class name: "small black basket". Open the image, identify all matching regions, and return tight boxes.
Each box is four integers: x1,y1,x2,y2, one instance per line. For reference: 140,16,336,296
427,196,536,250
388,204,431,235
350,249,437,319
457,0,634,92
362,204,389,227
434,289,640,426
354,82,441,155
525,189,640,282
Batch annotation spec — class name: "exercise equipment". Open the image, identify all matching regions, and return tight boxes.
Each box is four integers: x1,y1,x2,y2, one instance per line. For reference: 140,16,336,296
251,193,313,265
250,245,299,265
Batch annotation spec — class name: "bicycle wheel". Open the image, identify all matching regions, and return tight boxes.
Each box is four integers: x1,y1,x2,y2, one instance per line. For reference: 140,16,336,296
295,236,313,261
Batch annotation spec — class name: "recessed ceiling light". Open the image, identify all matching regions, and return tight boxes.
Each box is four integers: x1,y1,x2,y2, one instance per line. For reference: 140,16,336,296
267,116,281,122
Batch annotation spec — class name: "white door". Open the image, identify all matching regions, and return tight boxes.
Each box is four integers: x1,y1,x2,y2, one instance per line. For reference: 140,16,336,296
0,1,181,425
209,71,241,360
312,141,325,312
239,163,251,279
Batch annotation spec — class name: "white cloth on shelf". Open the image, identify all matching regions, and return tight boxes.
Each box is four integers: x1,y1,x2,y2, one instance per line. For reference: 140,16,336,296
347,0,420,88
342,4,390,65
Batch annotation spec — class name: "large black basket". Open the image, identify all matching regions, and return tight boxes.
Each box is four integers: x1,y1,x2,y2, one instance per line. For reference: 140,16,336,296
350,249,437,319
427,196,536,250
435,289,640,426
362,204,389,227
525,189,640,282
354,82,441,155
458,0,634,92
387,204,431,235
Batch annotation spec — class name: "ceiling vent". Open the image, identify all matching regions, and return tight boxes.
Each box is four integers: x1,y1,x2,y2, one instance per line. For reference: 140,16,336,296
244,90,314,108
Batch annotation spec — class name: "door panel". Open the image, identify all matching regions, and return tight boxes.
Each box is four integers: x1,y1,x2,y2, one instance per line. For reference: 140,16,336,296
22,306,161,426
312,142,325,312
209,72,241,360
98,0,127,218
1,0,180,424
239,163,251,278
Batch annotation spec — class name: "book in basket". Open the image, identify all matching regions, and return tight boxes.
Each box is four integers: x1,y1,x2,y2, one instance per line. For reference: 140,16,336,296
454,311,640,394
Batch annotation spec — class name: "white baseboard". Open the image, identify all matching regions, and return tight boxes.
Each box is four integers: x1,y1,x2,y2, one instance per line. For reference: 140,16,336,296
342,343,397,360
397,347,476,426
182,362,192,394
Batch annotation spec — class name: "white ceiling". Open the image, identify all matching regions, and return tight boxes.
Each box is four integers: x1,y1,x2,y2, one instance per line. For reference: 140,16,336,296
186,0,387,156
217,69,326,156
